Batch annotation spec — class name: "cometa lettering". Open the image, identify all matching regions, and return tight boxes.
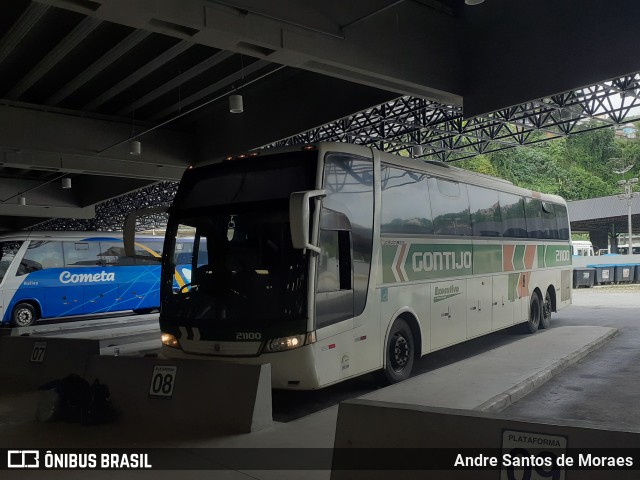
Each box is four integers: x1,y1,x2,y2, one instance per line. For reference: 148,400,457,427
59,271,115,284
412,251,472,272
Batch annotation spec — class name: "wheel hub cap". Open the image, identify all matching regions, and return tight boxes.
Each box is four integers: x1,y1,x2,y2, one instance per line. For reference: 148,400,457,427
393,336,409,369
17,310,32,325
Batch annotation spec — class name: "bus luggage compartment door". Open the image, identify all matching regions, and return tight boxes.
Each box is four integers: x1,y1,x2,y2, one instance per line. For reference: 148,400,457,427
430,279,466,350
466,277,492,338
83,284,119,313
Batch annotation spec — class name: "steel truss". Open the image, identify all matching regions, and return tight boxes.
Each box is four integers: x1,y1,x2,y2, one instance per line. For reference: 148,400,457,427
34,182,176,232
39,73,640,230
269,73,640,162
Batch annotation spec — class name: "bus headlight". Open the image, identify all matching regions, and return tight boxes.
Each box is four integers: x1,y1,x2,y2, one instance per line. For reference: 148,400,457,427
161,333,180,348
264,332,315,353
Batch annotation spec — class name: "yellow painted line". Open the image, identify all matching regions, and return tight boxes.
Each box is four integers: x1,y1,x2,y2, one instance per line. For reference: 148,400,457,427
135,241,186,288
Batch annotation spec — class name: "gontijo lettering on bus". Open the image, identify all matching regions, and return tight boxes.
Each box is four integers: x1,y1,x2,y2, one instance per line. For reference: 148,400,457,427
382,241,571,283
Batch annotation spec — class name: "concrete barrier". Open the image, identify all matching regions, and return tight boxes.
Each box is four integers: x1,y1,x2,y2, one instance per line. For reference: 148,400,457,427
331,399,640,479
84,356,272,434
0,336,99,390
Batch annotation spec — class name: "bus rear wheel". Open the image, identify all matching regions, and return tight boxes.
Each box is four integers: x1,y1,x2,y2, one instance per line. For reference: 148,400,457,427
540,291,552,329
379,318,415,384
11,303,38,327
523,294,541,334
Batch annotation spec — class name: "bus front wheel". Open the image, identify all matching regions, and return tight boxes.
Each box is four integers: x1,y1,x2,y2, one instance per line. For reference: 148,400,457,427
524,294,541,334
380,318,415,384
11,303,38,327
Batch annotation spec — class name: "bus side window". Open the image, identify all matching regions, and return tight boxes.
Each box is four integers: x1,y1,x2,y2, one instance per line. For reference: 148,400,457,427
468,185,502,237
380,165,433,235
99,241,125,265
63,241,101,266
1,241,24,279
134,245,161,265
525,198,544,239
554,204,570,240
500,193,527,238
21,241,63,272
429,178,472,236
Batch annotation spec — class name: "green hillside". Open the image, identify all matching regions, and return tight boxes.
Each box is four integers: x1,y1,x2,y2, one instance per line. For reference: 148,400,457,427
457,121,640,200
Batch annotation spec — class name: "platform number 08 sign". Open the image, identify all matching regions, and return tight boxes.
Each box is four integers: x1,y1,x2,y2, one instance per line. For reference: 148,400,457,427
149,365,177,398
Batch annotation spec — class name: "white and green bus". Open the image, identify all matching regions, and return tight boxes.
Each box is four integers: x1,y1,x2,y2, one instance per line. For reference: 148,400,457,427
155,143,572,389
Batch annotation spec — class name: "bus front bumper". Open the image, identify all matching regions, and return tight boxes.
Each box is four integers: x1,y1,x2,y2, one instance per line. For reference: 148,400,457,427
160,343,321,390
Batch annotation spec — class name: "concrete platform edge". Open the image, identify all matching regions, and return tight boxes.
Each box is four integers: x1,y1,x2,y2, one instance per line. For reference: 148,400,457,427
476,327,618,412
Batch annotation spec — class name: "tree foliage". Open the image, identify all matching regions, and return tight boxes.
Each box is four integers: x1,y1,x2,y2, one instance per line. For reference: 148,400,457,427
458,124,640,200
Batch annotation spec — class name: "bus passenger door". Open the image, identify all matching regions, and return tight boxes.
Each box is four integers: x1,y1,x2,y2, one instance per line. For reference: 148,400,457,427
492,275,513,329
430,279,466,349
315,229,354,328
466,277,492,338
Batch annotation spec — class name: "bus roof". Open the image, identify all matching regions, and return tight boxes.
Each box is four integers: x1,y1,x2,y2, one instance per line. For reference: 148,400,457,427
194,142,568,207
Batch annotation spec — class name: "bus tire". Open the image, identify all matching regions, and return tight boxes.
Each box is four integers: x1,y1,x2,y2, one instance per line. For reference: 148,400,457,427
540,291,552,329
11,303,38,327
523,294,541,334
380,318,415,384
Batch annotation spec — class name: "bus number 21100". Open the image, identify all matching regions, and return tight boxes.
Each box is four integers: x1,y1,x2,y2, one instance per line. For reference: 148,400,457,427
236,332,262,340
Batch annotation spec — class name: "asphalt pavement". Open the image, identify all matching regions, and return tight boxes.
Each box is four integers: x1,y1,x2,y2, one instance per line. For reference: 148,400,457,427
504,285,640,431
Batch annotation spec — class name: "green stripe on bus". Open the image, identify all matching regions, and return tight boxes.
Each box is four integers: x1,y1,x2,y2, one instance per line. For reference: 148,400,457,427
537,245,545,268
381,241,570,284
473,244,503,274
513,245,525,271
544,245,572,267
508,273,519,301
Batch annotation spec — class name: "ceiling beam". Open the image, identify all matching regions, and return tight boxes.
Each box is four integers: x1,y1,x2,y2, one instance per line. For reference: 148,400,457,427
0,104,193,180
195,69,400,161
47,29,151,106
42,0,464,106
83,39,193,111
0,2,49,64
0,203,95,219
150,58,272,121
117,49,234,116
7,17,103,99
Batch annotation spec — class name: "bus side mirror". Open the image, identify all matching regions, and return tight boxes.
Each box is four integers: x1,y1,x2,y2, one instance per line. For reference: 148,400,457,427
123,206,169,257
289,189,325,255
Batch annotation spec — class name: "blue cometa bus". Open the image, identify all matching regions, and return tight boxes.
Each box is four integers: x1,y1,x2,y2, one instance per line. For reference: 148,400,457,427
0,231,167,327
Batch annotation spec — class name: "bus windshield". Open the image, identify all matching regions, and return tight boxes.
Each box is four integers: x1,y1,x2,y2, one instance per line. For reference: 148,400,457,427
162,203,308,328
0,241,22,285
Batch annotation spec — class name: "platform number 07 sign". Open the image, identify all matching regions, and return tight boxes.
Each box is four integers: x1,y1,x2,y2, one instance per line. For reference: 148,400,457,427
30,342,47,363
